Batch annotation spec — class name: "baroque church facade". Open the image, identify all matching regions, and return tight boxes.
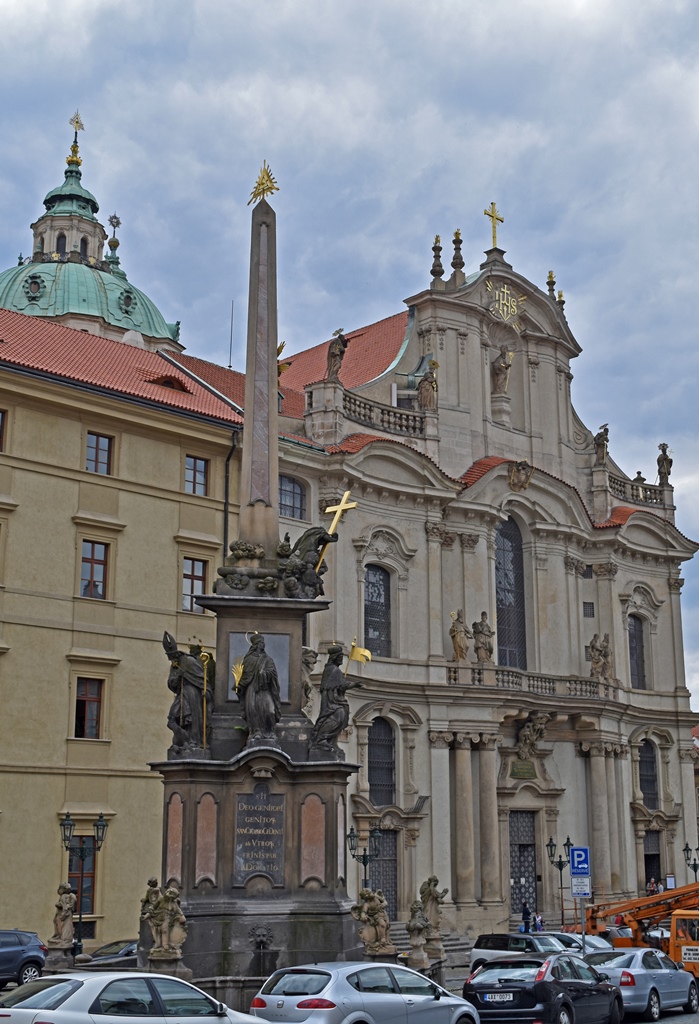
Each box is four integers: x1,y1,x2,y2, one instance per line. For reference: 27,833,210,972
0,128,696,944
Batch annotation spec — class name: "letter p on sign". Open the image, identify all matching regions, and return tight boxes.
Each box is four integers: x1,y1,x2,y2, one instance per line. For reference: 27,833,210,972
570,846,591,875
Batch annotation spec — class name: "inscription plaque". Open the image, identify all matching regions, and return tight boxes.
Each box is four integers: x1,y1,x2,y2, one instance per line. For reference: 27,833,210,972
228,632,290,702
510,759,537,779
234,783,285,886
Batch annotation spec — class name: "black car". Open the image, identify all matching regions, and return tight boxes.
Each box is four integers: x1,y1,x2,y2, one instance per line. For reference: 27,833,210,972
0,930,47,987
88,938,138,967
463,952,623,1024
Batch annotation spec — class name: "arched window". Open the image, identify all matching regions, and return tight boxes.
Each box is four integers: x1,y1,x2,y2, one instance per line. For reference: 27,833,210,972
279,475,306,519
80,237,88,259
364,564,391,658
368,717,395,806
629,614,646,690
56,233,67,256
639,740,659,810
495,517,527,669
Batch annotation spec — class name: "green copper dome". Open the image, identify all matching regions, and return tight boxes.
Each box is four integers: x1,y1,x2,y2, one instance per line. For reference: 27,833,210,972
0,120,180,347
0,257,179,343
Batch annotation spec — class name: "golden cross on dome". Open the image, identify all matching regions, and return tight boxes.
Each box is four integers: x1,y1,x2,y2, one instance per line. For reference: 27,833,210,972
69,111,85,134
484,201,504,248
247,160,279,206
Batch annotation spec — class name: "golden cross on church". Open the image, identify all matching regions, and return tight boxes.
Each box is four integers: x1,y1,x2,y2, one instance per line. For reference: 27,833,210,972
484,202,504,248
315,490,358,572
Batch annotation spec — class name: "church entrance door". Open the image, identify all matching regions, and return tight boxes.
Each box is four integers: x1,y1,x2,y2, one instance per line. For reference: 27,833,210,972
369,829,398,920
509,811,537,917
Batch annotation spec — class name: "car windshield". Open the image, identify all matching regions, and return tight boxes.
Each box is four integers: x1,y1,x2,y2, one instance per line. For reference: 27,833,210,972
536,936,564,950
0,978,82,1009
93,940,133,956
586,951,632,967
474,961,541,983
262,970,331,996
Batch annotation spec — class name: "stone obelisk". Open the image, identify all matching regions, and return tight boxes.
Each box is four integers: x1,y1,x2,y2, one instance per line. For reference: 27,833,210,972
238,196,280,556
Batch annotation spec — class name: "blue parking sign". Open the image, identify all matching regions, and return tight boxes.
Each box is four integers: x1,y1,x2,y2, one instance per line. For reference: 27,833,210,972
570,846,591,876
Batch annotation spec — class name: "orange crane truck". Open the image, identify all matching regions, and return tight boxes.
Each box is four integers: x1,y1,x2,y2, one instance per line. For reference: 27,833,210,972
585,881,699,976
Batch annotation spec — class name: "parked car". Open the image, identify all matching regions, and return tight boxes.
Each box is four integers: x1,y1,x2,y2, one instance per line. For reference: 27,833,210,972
87,938,138,967
463,952,623,1024
539,932,613,952
469,932,565,971
0,971,260,1022
585,946,699,1020
250,961,480,1024
0,930,47,987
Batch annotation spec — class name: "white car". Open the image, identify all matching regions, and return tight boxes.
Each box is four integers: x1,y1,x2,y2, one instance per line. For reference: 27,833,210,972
0,971,259,1022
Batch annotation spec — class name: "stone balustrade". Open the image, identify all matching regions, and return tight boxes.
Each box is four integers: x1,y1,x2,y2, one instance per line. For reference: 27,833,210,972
342,392,425,437
608,473,664,505
446,664,618,701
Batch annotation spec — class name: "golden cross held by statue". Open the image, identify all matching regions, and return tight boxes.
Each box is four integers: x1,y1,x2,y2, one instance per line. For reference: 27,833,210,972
315,489,358,572
484,202,504,248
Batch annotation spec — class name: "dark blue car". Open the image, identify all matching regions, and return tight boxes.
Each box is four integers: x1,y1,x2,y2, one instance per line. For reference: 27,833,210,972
0,930,47,987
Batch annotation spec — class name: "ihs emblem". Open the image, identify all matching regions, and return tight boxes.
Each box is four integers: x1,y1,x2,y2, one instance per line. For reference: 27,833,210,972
485,278,527,333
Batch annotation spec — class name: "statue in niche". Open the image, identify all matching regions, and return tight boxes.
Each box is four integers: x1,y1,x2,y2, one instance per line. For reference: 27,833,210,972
517,712,551,759
589,633,604,681
301,646,319,719
147,887,188,959
350,888,395,954
657,443,673,485
162,632,212,756
406,899,430,969
280,526,337,599
420,874,448,958
309,645,361,759
472,611,494,663
48,882,77,947
594,424,609,466
492,344,512,394
238,633,281,746
449,609,473,662
325,328,348,382
418,367,437,410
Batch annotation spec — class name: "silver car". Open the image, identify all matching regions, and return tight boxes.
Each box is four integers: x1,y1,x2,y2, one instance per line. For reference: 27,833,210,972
0,970,259,1022
250,962,480,1024
585,947,699,1020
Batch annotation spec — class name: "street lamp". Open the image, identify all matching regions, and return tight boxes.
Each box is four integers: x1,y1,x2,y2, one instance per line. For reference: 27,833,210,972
546,835,573,926
59,812,109,956
683,842,699,882
346,825,382,889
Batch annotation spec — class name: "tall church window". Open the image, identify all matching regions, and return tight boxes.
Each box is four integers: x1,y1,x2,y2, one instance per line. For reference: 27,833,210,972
364,564,391,658
56,233,67,256
495,517,527,669
80,236,88,259
639,740,659,810
279,475,306,519
368,717,395,806
629,614,646,690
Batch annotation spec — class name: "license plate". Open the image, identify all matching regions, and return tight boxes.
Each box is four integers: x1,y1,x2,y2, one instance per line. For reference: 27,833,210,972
484,992,514,1002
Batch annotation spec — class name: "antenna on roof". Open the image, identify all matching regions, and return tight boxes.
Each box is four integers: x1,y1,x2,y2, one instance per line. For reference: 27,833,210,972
228,299,234,370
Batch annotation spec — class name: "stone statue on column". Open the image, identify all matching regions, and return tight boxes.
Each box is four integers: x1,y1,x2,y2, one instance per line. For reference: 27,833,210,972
138,876,161,966
162,632,212,758
406,899,430,969
472,611,494,663
419,874,448,959
492,345,512,394
325,328,348,382
594,424,609,466
147,886,188,962
48,882,77,947
237,632,281,747
449,609,473,662
350,888,396,955
309,645,361,760
657,443,672,485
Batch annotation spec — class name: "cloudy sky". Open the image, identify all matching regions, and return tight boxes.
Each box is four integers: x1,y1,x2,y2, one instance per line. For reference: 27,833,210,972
1,0,698,701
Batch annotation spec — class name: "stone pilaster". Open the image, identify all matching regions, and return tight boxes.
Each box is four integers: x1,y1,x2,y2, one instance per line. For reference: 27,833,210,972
479,735,501,902
584,742,612,894
425,522,455,662
428,731,453,894
605,746,621,894
454,733,478,905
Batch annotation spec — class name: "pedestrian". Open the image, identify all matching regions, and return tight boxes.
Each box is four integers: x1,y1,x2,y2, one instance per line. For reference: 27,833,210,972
657,881,664,894
534,912,544,931
647,877,657,895
522,902,531,933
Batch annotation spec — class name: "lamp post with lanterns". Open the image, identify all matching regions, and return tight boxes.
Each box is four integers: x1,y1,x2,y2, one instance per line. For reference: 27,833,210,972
684,842,699,882
546,835,573,926
59,812,109,956
346,825,382,889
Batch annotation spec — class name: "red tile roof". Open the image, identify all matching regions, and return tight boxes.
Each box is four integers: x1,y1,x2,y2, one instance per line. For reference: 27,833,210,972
593,506,637,529
460,456,511,487
174,352,246,408
0,308,242,423
280,311,409,391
